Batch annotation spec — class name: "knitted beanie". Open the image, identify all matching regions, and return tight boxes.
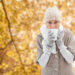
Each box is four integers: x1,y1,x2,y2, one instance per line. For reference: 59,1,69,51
43,6,62,24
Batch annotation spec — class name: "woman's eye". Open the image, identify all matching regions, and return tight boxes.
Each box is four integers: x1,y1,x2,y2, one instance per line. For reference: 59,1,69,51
54,21,58,24
48,22,52,24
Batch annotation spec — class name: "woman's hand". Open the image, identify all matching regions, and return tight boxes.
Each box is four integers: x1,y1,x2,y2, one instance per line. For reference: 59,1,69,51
47,31,56,42
42,31,56,50
56,29,64,49
42,30,56,54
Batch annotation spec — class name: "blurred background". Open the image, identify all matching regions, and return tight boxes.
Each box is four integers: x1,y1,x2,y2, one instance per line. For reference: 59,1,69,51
0,0,75,75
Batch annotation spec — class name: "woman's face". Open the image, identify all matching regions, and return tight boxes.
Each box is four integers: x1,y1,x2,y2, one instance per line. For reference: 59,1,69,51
46,20,60,29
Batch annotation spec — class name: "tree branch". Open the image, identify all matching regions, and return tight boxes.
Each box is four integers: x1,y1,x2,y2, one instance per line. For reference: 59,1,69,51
1,0,27,75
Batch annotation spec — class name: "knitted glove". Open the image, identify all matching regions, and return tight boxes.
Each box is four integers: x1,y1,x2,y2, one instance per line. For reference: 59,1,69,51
42,39,56,54
56,30,74,63
42,30,57,54
47,30,57,42
56,29,64,49
38,42,56,68
37,31,56,68
37,52,51,68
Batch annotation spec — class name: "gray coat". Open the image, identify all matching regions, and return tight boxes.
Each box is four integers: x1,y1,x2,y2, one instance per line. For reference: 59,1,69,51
36,28,75,75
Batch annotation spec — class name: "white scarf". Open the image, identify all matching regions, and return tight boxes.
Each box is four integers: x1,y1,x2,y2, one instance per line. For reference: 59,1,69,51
40,23,64,54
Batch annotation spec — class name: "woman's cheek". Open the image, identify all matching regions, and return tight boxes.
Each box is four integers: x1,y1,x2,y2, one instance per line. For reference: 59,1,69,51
56,24,59,28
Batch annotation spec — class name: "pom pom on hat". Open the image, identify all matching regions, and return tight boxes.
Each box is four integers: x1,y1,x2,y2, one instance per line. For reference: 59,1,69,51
43,6,62,24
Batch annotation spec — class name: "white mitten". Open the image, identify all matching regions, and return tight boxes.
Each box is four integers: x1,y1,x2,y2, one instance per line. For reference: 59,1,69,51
56,29,74,63
42,39,56,54
38,40,56,68
38,52,51,68
38,28,57,68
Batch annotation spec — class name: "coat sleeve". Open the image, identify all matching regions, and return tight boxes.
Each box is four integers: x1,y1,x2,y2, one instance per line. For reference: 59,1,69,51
67,31,75,61
36,34,43,65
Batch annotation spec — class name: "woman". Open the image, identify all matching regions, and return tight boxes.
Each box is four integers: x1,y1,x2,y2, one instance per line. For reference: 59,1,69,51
36,6,75,75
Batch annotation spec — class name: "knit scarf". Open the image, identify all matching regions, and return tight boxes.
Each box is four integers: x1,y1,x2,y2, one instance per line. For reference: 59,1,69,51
40,23,64,54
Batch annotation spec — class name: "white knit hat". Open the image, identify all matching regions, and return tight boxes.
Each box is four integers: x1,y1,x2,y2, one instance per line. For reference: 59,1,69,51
43,6,62,24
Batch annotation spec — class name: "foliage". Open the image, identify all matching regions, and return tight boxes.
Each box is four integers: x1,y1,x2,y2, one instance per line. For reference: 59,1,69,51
0,0,75,75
